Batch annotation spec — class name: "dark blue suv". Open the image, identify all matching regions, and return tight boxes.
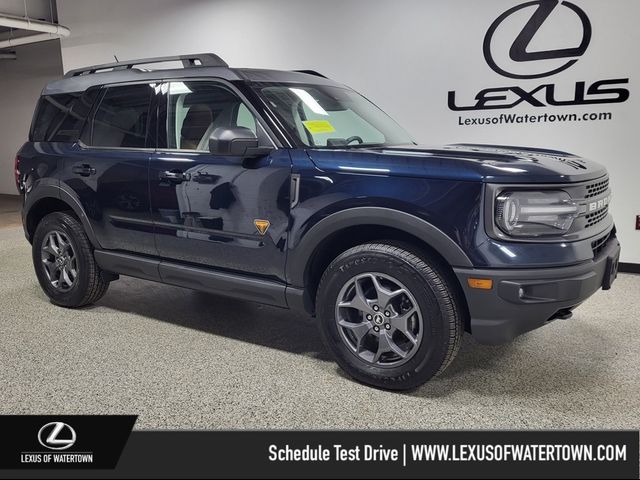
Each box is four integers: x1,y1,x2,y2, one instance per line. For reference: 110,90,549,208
16,53,620,389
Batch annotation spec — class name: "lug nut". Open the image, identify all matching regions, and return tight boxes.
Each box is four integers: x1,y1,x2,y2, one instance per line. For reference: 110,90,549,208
366,314,373,320
373,326,380,332
384,310,390,317
373,305,379,312
385,324,391,330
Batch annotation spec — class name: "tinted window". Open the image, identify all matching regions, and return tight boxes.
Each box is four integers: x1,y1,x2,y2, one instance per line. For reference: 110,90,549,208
90,84,153,148
165,81,267,150
31,89,99,142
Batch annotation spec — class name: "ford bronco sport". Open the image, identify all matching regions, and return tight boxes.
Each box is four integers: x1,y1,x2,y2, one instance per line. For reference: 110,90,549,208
16,53,620,390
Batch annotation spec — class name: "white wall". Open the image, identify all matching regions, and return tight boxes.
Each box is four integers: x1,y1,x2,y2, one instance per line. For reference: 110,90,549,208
0,40,63,195
57,0,640,262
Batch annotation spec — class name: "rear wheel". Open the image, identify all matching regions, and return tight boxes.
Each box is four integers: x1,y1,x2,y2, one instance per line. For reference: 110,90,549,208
316,243,464,390
32,212,109,307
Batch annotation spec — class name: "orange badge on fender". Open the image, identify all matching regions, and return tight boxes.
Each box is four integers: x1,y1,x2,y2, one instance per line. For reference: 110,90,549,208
254,219,270,235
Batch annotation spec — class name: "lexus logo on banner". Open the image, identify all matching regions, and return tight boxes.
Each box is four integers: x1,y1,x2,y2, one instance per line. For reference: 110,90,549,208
37,422,77,451
448,0,630,115
0,415,137,469
483,0,591,79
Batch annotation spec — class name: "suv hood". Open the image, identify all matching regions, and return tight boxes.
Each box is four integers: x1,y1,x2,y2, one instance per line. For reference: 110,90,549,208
306,143,607,183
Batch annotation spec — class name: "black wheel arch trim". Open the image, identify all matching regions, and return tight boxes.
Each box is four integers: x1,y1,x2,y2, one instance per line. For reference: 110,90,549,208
286,206,473,287
23,183,102,249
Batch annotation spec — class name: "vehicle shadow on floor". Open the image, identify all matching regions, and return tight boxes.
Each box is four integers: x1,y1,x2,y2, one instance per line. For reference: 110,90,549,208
94,276,332,361
408,322,613,399
92,276,611,397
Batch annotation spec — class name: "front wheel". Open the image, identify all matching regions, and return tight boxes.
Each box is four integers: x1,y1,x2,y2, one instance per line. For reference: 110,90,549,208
32,212,109,307
316,243,464,390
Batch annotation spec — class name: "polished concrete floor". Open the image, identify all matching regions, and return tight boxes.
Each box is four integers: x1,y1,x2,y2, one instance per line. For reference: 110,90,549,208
0,195,638,429
0,194,21,228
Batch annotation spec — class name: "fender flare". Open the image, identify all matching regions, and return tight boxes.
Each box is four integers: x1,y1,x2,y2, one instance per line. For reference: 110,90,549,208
24,183,102,248
286,206,473,287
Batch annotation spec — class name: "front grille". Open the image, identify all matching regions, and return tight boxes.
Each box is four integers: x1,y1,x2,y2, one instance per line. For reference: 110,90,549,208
585,206,609,228
565,175,612,236
591,231,611,257
585,178,609,198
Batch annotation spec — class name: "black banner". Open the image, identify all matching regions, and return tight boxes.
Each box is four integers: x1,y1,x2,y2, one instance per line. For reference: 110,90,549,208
1,419,637,478
0,415,136,470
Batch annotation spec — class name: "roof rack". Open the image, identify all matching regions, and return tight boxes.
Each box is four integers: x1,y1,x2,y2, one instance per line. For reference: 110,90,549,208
294,69,327,78
64,53,228,78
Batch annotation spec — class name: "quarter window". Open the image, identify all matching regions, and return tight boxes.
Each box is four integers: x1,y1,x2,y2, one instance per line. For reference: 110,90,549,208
31,89,99,142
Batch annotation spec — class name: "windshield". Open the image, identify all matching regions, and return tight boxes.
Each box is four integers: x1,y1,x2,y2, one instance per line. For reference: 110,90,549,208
255,83,414,149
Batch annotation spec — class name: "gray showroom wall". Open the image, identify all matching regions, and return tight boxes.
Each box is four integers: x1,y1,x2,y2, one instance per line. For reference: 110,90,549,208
0,40,63,195
56,0,640,262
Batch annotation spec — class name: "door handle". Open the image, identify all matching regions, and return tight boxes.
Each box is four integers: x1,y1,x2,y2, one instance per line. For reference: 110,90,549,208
160,170,189,184
71,163,96,177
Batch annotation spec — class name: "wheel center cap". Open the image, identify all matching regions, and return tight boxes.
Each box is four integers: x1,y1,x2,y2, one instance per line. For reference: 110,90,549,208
373,314,384,325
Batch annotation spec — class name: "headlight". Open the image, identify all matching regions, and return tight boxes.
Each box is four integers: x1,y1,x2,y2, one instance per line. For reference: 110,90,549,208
495,190,579,237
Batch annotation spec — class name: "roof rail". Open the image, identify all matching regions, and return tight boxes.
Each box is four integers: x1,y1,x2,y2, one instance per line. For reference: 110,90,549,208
294,69,327,78
64,53,228,77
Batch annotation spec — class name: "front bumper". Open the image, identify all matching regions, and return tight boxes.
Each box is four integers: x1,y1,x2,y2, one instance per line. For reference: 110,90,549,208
454,235,621,345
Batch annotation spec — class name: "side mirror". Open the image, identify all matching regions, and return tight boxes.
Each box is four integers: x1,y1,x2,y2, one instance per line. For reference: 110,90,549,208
208,126,272,158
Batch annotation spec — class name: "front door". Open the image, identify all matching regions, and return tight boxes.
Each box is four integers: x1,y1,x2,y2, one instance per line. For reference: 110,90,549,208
149,80,291,281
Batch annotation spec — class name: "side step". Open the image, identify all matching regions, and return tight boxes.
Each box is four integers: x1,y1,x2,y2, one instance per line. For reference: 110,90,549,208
94,250,288,308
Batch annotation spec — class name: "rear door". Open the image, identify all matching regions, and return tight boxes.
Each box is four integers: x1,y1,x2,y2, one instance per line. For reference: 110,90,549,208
60,82,157,255
148,80,291,281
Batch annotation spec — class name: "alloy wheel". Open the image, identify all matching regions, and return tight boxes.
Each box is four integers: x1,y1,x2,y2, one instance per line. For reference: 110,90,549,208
41,230,78,291
335,272,423,367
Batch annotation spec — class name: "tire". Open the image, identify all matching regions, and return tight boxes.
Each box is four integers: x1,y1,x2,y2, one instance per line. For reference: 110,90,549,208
32,212,109,308
316,243,464,390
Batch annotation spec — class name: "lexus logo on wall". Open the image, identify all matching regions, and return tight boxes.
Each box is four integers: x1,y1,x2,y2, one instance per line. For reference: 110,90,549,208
37,422,77,450
448,0,629,114
483,0,592,79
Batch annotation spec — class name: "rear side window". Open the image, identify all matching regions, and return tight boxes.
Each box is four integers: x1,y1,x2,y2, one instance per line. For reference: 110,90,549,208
31,89,99,142
89,84,153,148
